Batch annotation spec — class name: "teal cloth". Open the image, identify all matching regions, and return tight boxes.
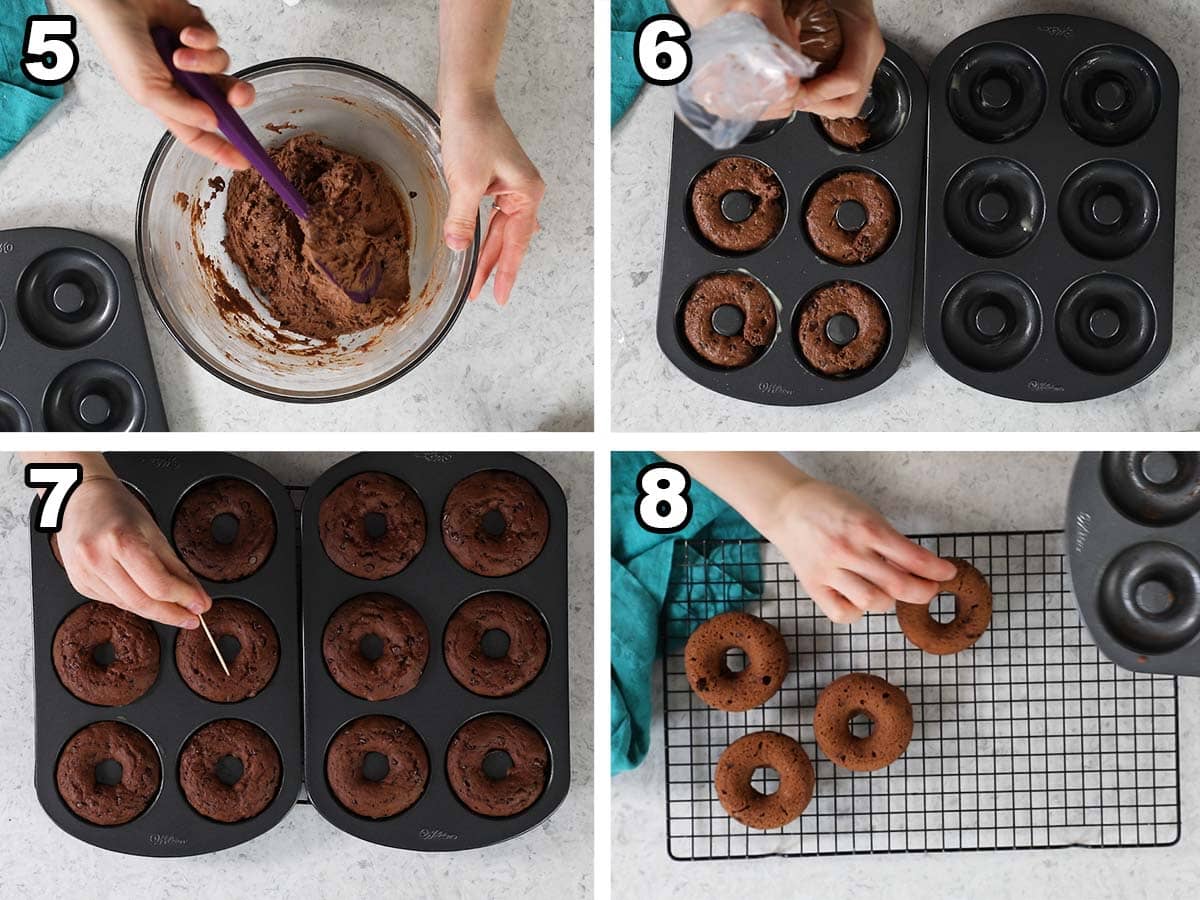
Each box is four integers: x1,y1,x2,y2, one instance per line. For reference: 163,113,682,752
611,452,761,774
611,0,669,126
1,0,63,158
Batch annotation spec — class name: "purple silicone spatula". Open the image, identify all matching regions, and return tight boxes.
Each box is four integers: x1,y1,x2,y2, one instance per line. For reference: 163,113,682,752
151,26,382,304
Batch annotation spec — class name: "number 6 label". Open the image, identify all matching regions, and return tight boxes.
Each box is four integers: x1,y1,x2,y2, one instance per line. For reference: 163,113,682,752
21,15,80,87
634,15,691,86
635,463,693,534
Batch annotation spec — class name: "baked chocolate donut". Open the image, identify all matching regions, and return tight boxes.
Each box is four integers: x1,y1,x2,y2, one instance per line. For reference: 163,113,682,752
175,598,279,703
53,601,160,707
820,116,871,150
173,478,276,582
897,558,992,655
446,714,549,817
323,593,429,700
715,731,814,829
804,171,897,264
178,719,281,823
442,471,549,577
681,272,777,368
56,721,160,825
444,593,549,697
690,157,785,253
797,281,889,375
684,611,788,711
325,715,429,819
814,673,912,771
319,472,426,579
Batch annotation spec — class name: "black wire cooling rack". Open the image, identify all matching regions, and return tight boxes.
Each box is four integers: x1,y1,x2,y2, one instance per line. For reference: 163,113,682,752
662,531,1181,860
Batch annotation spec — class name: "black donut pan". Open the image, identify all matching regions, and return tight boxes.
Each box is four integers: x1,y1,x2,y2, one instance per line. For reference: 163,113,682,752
0,228,168,431
299,452,570,851
1067,451,1200,675
29,452,301,856
924,15,1179,402
656,41,927,406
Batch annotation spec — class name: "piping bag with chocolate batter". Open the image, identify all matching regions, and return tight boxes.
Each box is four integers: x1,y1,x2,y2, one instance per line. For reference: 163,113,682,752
151,26,383,303
675,0,844,148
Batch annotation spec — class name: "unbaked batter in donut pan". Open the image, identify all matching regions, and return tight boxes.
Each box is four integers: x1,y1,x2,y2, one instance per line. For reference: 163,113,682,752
300,452,570,851
656,41,927,406
29,453,301,856
1067,451,1200,676
924,15,1179,402
0,228,168,431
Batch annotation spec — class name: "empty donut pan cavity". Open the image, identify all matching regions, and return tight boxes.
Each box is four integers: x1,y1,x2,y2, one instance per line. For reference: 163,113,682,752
300,452,570,851
30,451,570,856
1067,452,1200,676
30,453,301,856
925,15,1179,402
656,41,927,406
0,228,167,431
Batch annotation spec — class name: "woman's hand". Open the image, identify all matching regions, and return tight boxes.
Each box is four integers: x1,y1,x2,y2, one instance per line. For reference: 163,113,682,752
440,92,545,306
760,478,956,624
796,0,884,119
54,475,211,629
671,0,885,120
67,0,254,168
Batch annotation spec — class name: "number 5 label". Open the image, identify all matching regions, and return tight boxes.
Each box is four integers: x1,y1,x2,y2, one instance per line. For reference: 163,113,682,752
634,15,691,86
21,15,80,87
635,463,693,534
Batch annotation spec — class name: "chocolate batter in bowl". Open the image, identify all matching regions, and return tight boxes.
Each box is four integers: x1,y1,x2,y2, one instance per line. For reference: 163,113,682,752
136,59,477,402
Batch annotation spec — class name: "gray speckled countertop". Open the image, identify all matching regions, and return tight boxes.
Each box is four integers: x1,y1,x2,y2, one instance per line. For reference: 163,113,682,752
612,0,1200,432
612,452,1200,898
1,0,592,432
0,451,593,898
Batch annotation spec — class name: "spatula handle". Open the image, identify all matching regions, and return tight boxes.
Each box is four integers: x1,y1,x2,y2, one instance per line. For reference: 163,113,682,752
151,26,310,220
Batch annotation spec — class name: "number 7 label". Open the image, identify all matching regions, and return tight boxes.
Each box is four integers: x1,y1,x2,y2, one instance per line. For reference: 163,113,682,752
25,463,83,533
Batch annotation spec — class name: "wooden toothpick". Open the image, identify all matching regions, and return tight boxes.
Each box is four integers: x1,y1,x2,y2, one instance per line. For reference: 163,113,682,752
197,613,230,676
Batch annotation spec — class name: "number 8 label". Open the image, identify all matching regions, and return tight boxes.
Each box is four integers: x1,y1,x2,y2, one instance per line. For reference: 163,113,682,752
635,463,693,534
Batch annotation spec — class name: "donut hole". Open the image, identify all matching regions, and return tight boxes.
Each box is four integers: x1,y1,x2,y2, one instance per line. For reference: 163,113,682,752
363,511,388,540
750,766,781,797
358,632,385,662
723,648,748,674
91,641,117,668
848,712,875,739
216,633,243,665
210,513,240,546
483,749,515,781
361,751,390,783
481,628,511,659
94,758,123,787
929,593,957,623
482,508,507,537
215,754,244,787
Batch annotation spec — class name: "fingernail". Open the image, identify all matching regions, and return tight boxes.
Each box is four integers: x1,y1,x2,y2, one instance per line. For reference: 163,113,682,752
187,601,206,615
184,617,200,630
446,235,470,251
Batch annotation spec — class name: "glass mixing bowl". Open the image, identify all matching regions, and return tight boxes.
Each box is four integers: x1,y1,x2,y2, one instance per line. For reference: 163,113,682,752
136,58,476,402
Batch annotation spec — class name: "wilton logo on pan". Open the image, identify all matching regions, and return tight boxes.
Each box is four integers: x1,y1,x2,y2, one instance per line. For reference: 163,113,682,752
0,241,14,254
419,828,459,841
1028,380,1066,393
149,833,188,847
757,382,795,396
1073,512,1092,554
1036,24,1074,38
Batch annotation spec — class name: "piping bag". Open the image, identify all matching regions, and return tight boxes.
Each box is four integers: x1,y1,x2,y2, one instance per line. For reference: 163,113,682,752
150,26,382,303
675,0,846,149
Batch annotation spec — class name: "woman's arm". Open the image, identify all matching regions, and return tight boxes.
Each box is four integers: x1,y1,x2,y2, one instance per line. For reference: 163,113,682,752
437,0,545,305
22,452,210,628
660,451,956,623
